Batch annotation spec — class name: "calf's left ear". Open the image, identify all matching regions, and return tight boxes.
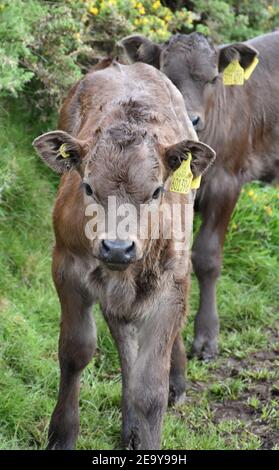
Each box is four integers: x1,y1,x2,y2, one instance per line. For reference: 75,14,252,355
164,140,216,178
118,35,162,68
218,42,258,73
33,130,87,174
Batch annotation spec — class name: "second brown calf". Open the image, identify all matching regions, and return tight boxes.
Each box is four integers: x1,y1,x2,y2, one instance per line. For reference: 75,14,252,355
120,31,279,360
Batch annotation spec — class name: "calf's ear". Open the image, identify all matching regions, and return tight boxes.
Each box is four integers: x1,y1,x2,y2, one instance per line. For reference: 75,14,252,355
164,140,216,178
218,42,259,73
118,35,162,68
33,130,87,174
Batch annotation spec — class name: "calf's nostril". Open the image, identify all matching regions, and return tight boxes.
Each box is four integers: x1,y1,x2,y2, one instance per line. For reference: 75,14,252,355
125,241,135,254
101,239,110,254
191,116,200,127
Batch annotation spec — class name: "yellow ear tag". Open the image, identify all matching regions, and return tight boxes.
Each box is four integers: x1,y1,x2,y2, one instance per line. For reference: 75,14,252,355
244,56,259,80
191,174,201,189
170,153,193,194
223,60,244,86
59,143,70,159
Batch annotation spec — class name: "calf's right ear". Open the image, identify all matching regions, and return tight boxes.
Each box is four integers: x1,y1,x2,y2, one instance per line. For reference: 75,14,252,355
118,35,162,68
33,130,87,174
164,140,216,178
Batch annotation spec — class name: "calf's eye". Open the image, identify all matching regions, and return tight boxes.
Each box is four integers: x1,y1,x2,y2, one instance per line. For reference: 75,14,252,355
84,183,93,196
152,186,163,200
209,76,218,85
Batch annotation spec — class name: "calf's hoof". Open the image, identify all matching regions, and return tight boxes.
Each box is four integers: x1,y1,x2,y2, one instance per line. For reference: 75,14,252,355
168,378,186,407
46,436,75,450
125,428,141,450
190,336,218,361
46,428,77,450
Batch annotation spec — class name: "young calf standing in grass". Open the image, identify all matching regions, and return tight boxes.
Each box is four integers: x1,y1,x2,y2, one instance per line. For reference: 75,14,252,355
33,59,215,450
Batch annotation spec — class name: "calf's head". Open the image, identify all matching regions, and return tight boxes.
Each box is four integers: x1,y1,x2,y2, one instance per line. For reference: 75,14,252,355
120,33,258,131
33,124,215,271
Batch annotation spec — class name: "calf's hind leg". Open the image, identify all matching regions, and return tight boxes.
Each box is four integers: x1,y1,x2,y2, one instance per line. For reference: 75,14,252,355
47,259,96,450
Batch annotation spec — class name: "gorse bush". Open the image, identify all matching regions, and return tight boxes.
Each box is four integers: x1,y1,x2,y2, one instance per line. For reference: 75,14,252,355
0,0,193,111
80,0,193,43
0,0,278,113
192,0,279,42
0,0,85,112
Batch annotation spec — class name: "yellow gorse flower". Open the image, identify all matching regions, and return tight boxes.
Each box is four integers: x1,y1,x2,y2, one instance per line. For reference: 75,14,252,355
89,6,99,15
74,32,81,42
187,11,193,24
152,1,161,10
164,14,172,22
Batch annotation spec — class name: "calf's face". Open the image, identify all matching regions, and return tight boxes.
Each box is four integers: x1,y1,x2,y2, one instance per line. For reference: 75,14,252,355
160,34,218,132
33,124,215,271
120,33,258,131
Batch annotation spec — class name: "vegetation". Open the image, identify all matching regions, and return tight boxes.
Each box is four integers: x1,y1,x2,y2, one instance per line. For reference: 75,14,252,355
0,1,278,111
0,102,278,449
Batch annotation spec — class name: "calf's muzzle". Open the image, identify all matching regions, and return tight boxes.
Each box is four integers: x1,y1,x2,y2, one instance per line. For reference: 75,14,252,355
99,239,136,270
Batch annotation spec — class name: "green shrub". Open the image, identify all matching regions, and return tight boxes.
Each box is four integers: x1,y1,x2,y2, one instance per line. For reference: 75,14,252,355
192,0,279,43
0,0,85,112
0,0,278,114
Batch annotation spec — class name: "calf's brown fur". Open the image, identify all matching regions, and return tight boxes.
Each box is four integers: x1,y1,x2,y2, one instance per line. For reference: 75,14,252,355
33,59,215,449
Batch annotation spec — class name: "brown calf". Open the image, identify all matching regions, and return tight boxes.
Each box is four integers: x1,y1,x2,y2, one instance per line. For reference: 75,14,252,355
33,59,215,449
120,31,279,360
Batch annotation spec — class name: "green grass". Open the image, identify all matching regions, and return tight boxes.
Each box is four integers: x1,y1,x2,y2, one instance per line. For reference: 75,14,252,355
0,101,278,450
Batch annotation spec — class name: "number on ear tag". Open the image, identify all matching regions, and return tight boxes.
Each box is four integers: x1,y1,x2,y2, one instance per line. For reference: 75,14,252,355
170,153,193,194
223,60,245,86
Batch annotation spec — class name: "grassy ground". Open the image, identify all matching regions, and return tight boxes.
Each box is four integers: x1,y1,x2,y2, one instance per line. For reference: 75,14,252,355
0,102,278,450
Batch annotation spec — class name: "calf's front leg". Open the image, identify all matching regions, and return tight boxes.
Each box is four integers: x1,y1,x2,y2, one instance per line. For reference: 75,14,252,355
169,332,186,406
191,175,240,360
106,292,185,450
47,257,96,450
